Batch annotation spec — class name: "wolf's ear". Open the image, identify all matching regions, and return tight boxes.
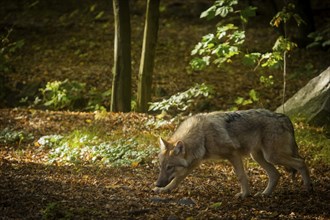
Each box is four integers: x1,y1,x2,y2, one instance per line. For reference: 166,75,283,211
173,141,185,155
159,137,168,151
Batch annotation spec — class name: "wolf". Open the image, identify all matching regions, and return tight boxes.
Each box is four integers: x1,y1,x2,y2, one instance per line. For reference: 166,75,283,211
153,109,313,198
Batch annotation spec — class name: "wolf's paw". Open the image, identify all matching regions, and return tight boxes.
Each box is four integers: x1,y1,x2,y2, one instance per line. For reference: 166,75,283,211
152,187,170,193
254,192,271,197
235,192,250,199
152,187,163,193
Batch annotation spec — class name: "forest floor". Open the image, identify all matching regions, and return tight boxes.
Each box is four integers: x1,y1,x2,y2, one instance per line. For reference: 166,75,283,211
0,108,330,219
1,0,330,219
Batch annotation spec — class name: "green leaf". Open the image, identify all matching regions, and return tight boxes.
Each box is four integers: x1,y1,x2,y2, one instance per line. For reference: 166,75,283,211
191,42,203,55
235,97,244,105
229,30,245,45
242,99,253,105
200,6,216,20
216,24,237,33
190,57,208,71
215,6,233,17
322,39,330,47
243,53,261,66
202,33,215,43
261,52,282,68
293,13,306,26
210,202,222,209
203,56,211,66
272,36,297,52
240,6,257,23
95,11,104,20
249,89,259,102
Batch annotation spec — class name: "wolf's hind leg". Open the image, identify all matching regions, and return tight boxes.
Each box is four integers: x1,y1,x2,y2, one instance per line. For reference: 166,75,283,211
228,154,250,198
270,154,313,192
251,151,280,196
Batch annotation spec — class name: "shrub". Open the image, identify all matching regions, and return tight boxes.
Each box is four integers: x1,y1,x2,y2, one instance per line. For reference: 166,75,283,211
149,83,214,116
38,79,111,111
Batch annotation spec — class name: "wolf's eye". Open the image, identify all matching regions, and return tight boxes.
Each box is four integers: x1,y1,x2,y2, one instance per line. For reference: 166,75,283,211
166,165,174,171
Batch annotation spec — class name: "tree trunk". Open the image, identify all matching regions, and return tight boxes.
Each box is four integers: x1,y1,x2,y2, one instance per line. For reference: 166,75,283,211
137,0,160,113
111,0,131,112
294,0,315,47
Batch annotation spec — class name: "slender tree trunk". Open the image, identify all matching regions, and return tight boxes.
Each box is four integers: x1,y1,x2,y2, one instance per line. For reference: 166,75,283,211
111,0,131,112
137,0,160,113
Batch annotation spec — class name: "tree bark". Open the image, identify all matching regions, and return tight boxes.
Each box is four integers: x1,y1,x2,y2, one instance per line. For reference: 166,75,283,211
137,0,160,113
111,0,131,112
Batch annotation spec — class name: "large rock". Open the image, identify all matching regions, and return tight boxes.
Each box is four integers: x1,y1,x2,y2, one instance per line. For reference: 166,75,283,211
276,67,330,128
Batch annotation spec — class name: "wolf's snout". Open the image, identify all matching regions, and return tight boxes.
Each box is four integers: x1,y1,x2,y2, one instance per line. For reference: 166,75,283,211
155,179,167,187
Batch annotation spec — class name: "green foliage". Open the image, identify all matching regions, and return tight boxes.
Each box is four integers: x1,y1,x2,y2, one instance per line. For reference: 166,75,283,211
210,202,223,209
85,87,111,111
240,6,257,24
191,1,258,71
0,29,25,73
295,123,330,166
148,83,213,115
191,24,245,69
192,1,303,109
40,80,85,110
38,135,64,148
89,3,105,21
38,79,111,111
259,75,274,87
242,37,297,70
41,202,73,220
270,3,305,28
0,128,34,145
243,5,299,70
191,1,258,70
232,89,259,110
242,52,261,66
200,0,237,20
38,130,157,167
273,36,297,52
307,24,330,48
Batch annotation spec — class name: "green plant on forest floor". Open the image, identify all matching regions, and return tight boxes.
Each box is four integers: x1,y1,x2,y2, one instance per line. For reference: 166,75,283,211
38,129,157,167
41,202,73,220
37,79,111,111
39,80,85,110
294,122,330,166
307,23,330,49
0,128,34,146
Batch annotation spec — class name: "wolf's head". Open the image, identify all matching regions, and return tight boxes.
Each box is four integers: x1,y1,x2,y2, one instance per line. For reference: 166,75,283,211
155,137,189,188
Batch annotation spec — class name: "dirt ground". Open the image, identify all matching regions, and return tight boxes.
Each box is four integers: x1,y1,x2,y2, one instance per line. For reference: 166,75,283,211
1,0,330,219
0,109,330,219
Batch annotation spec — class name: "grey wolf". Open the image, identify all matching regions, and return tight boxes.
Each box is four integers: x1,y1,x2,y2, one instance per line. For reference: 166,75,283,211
153,109,313,198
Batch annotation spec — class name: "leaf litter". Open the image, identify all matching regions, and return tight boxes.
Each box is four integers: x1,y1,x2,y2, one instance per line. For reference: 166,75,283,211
1,0,330,219
0,109,330,219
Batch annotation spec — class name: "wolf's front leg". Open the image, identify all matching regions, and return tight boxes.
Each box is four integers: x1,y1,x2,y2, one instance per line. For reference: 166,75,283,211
228,154,250,198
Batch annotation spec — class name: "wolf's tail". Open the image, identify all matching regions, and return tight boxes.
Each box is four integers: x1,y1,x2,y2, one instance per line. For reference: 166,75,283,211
285,166,298,182
283,114,301,182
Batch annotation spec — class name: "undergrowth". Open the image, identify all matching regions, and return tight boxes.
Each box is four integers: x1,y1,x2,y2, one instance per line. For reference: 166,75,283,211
0,128,34,146
294,122,330,166
37,128,158,167
1,118,328,168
